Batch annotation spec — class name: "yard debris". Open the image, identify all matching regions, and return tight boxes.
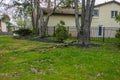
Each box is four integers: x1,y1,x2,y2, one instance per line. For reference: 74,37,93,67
31,68,45,74
94,73,103,80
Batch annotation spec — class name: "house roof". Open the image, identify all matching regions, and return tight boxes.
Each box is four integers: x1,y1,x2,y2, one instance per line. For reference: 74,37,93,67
95,0,120,7
43,1,120,15
42,8,81,15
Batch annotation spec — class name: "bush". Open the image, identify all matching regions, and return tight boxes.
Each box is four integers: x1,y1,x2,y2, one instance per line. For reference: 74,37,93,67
55,21,68,42
115,28,120,39
68,33,72,38
115,28,120,47
13,28,32,36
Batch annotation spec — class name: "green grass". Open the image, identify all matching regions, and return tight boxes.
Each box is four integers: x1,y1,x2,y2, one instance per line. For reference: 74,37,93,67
0,36,120,80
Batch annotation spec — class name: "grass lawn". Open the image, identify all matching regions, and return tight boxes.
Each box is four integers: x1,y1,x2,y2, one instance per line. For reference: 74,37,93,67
0,36,120,80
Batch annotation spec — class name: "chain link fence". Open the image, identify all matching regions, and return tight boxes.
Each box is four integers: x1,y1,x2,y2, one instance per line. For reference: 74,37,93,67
0,32,13,35
47,26,120,42
0,26,119,42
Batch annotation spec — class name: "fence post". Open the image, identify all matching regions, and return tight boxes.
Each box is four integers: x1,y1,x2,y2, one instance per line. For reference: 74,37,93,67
103,27,105,42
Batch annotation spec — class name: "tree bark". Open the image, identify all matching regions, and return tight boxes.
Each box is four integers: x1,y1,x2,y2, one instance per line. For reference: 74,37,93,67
30,0,39,35
74,0,80,42
39,7,45,38
81,0,91,46
79,0,85,44
75,0,96,47
35,1,40,34
39,0,63,38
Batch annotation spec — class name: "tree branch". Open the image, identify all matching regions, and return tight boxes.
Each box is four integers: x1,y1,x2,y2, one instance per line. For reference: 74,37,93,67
44,0,64,27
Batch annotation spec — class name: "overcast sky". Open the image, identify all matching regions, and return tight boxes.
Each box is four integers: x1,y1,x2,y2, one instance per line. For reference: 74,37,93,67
2,0,120,5
95,0,120,4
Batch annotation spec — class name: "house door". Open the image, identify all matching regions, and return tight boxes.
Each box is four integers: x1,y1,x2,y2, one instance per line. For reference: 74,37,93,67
98,25,103,37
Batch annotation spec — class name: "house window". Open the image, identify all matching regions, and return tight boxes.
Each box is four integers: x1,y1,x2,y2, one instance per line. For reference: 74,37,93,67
93,9,99,16
111,11,118,18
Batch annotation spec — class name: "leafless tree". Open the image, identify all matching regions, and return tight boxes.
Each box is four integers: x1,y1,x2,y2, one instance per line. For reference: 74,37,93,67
34,0,63,38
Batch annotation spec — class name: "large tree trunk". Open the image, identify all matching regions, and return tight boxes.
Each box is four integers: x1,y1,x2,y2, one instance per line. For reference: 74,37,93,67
30,0,39,35
81,0,91,46
81,0,95,46
74,0,80,42
88,0,96,40
75,0,95,47
79,0,85,44
39,7,46,38
31,4,36,33
35,1,40,35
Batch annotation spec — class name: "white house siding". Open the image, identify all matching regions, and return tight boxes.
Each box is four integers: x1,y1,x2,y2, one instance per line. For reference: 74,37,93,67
48,2,120,28
91,2,120,38
92,2,120,27
48,14,80,36
47,2,120,37
48,14,79,27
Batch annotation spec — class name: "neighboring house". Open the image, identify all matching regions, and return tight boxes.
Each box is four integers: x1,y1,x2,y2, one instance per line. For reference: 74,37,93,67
43,9,81,36
43,8,81,27
0,20,7,32
46,1,120,37
43,8,81,36
91,0,120,37
92,0,120,27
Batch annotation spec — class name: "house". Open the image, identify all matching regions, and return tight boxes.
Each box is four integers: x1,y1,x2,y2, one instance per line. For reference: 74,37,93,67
91,0,120,37
0,20,7,32
92,0,120,27
44,8,81,36
46,1,120,37
0,20,16,34
43,8,81,27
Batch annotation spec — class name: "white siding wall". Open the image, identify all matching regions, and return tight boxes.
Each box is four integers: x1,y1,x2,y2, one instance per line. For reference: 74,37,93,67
48,2,120,28
47,2,120,37
92,3,120,27
48,15,81,28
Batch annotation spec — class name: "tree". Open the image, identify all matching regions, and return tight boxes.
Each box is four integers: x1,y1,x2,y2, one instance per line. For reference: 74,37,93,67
34,0,63,38
13,0,32,28
13,0,63,38
55,20,68,42
6,22,13,32
74,0,96,47
0,0,3,5
61,0,74,8
116,13,120,23
1,14,10,22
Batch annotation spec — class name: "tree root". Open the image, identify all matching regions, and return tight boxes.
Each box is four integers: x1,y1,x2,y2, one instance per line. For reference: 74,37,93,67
11,41,100,54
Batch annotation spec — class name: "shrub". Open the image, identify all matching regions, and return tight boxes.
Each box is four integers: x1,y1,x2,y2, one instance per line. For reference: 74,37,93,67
55,21,68,42
13,28,32,36
6,22,13,32
115,28,120,39
68,33,72,38
115,28,120,47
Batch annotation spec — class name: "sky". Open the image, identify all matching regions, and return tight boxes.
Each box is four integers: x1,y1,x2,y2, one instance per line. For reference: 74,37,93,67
2,0,120,5
95,0,120,4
